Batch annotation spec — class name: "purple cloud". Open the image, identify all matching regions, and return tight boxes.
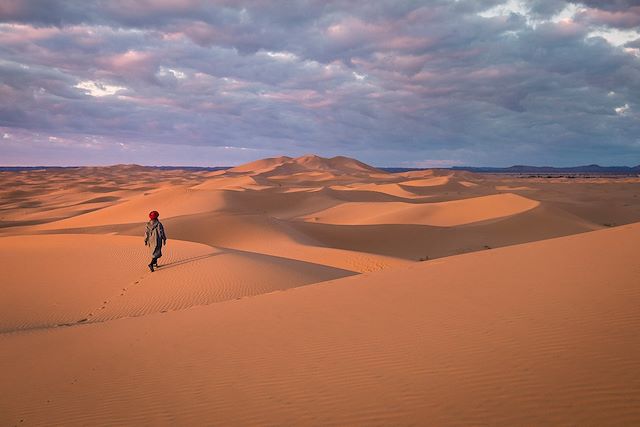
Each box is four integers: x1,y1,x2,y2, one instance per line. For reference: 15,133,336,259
0,0,639,167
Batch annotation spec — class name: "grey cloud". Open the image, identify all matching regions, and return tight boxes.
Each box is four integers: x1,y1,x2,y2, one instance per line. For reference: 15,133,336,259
0,0,98,26
577,0,640,11
527,0,569,17
0,0,639,166
627,37,640,47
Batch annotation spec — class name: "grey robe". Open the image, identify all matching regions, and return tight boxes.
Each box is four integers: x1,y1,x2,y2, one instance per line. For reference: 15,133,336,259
145,220,166,259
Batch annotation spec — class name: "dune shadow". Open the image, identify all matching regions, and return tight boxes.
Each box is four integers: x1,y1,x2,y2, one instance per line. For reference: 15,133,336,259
155,251,225,271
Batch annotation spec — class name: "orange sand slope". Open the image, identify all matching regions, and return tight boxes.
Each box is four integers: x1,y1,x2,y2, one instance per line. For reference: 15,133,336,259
36,186,229,229
1,222,639,425
0,234,355,333
299,193,540,226
2,155,640,425
0,165,209,228
399,175,451,187
0,234,211,332
2,154,638,271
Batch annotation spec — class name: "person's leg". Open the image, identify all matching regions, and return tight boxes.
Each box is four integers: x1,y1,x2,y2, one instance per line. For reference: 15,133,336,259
148,257,156,272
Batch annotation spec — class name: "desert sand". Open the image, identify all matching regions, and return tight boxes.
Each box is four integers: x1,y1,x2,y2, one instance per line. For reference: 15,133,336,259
1,155,639,425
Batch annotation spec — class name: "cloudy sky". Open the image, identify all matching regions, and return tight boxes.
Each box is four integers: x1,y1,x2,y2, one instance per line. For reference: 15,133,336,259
1,0,639,167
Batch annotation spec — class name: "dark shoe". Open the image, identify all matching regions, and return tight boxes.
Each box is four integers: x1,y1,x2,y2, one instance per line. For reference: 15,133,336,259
148,263,154,272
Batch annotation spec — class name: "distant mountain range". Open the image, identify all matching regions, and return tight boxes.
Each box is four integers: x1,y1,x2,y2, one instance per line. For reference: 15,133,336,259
450,164,640,174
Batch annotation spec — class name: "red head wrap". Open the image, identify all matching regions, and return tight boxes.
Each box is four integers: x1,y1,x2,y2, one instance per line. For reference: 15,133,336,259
149,210,159,220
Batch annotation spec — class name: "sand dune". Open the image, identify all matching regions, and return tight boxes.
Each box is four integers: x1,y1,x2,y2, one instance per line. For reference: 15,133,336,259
398,175,451,187
0,166,211,228
266,170,344,183
226,155,293,174
159,212,409,272
0,234,214,332
290,203,601,261
0,233,356,333
2,155,640,425
331,182,427,199
241,154,393,186
399,169,436,178
300,193,540,226
37,187,227,230
1,222,638,425
191,174,270,191
292,154,385,175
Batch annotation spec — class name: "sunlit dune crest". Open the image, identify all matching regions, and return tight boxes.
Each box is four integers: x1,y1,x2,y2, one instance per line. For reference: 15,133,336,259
398,175,451,187
300,193,540,226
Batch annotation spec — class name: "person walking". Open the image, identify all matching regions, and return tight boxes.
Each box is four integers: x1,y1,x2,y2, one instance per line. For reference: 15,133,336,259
144,210,166,272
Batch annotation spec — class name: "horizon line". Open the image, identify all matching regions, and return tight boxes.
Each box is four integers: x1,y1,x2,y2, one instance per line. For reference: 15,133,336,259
1,163,640,170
